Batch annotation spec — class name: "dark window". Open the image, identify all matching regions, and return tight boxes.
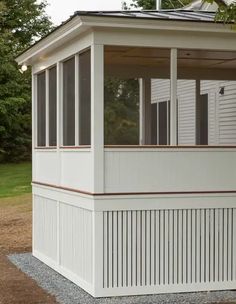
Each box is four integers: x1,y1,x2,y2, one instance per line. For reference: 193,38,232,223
197,94,208,145
37,72,46,146
151,103,157,145
79,50,91,145
63,57,75,146
49,66,57,146
158,101,170,145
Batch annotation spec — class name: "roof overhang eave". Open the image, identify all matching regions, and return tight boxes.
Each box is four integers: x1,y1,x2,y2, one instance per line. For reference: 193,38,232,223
16,15,87,66
16,14,234,66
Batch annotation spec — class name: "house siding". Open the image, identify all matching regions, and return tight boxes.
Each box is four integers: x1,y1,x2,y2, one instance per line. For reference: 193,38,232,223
151,79,236,145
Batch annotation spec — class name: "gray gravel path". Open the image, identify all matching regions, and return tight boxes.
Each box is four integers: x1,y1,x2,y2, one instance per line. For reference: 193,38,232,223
8,253,236,304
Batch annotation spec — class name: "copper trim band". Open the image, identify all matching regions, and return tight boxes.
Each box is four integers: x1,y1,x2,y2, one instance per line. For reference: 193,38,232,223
32,181,236,197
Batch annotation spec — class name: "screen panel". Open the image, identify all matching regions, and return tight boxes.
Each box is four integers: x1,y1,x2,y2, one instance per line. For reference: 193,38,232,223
49,66,57,146
63,57,75,146
37,71,46,146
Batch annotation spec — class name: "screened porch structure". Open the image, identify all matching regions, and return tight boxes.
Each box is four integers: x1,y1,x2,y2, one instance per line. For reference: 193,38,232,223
17,10,236,297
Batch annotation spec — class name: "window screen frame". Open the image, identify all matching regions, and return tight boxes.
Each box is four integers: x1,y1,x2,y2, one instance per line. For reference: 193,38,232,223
62,56,76,147
35,65,58,149
36,71,46,147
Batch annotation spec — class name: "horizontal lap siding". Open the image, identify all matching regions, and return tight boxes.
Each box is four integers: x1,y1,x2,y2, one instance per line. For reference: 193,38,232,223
218,81,236,145
152,79,236,145
201,81,217,145
177,80,195,145
103,208,236,289
151,79,170,103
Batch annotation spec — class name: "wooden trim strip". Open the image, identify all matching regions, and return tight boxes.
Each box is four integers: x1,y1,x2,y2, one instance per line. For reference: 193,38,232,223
60,146,91,149
34,145,236,150
34,146,57,150
33,181,92,195
104,145,236,149
32,181,236,197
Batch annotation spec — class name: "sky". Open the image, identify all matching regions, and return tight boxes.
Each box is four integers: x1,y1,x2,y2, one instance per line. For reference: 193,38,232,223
46,0,133,25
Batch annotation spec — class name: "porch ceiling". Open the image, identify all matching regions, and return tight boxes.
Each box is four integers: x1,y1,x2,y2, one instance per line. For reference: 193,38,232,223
105,46,236,80
105,46,236,69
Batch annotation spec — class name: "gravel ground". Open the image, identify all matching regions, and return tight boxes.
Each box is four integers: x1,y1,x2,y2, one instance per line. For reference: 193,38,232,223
8,253,236,304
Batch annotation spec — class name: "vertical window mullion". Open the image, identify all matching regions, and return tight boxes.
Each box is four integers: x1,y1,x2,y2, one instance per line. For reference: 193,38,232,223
75,54,79,146
45,69,49,147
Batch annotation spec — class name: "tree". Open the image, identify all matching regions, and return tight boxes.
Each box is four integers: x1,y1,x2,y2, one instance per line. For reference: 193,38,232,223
0,0,53,162
124,0,192,10
213,3,236,23
126,0,236,23
104,77,139,145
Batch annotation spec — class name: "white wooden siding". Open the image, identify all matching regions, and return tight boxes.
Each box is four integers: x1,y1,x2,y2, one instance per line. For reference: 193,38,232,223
151,79,236,145
218,81,236,145
103,208,236,290
33,194,94,290
60,150,92,191
34,150,59,184
201,81,218,145
33,186,236,297
60,203,93,284
33,195,57,261
34,150,93,192
151,79,170,103
104,148,236,193
177,80,196,145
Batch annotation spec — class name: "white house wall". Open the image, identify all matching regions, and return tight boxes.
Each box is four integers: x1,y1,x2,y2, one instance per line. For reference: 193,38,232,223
177,80,196,145
151,79,236,145
218,81,236,144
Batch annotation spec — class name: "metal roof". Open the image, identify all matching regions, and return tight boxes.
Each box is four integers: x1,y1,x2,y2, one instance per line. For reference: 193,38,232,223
73,10,216,23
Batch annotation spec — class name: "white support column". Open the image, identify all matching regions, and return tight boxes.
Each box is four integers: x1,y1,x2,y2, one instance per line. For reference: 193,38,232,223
170,48,177,145
139,79,144,145
32,68,37,181
91,44,104,193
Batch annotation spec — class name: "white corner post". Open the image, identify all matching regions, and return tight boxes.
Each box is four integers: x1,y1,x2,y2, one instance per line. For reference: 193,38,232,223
91,44,104,193
32,68,37,181
45,69,49,147
91,43,105,296
170,48,177,145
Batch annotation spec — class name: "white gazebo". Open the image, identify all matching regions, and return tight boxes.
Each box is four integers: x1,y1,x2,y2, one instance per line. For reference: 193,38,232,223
17,10,236,297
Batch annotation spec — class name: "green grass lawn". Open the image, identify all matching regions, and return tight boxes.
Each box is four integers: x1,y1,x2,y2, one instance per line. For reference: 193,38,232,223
0,162,32,198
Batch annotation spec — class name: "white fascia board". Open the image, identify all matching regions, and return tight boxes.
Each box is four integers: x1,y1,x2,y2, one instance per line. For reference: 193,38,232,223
81,15,234,34
16,16,88,66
